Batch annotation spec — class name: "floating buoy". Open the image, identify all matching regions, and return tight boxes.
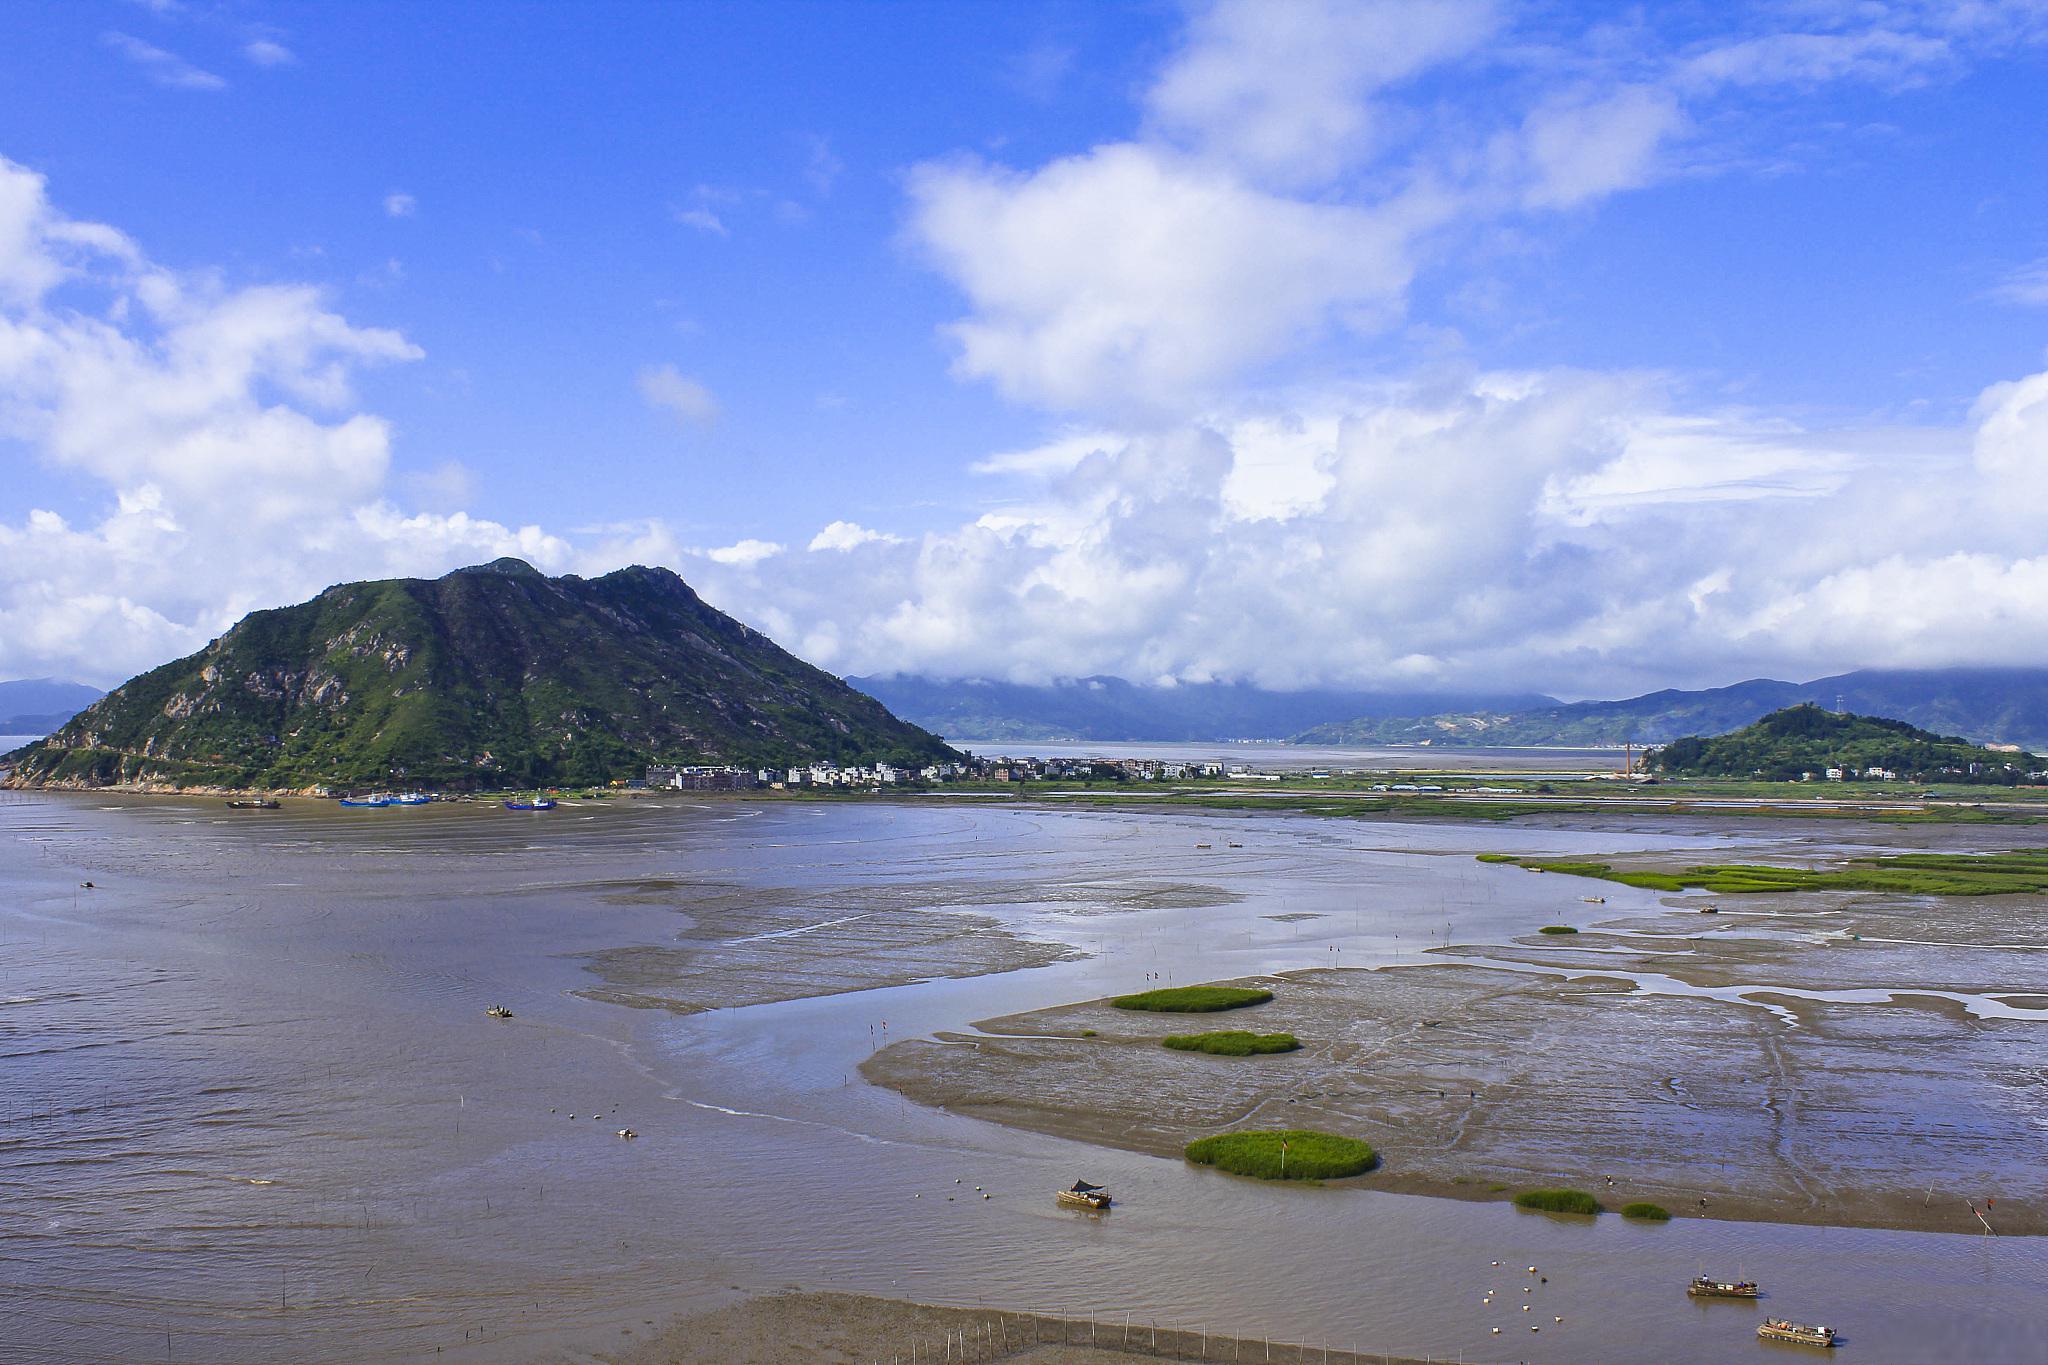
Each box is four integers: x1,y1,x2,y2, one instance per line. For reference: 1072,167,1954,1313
1491,1328,1501,1335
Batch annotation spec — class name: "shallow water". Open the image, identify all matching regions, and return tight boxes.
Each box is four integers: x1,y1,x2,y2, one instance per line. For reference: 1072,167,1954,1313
1,792,2043,1363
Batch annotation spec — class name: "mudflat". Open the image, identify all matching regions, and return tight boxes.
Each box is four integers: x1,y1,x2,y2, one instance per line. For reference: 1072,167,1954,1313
865,881,2047,1237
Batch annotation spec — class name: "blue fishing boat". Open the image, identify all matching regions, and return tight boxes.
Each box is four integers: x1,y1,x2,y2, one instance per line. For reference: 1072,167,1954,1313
393,792,431,805
339,795,391,808
504,793,556,811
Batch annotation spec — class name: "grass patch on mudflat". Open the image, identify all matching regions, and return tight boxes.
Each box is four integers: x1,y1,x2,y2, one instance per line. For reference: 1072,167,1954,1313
1112,985,1273,1013
1538,924,1579,934
1621,1202,1672,1221
1513,1188,1603,1216
1184,1129,1377,1181
1482,849,2048,896
1162,1030,1300,1056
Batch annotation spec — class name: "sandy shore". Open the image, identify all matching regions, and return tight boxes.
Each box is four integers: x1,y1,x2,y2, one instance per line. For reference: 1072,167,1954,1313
597,1292,1435,1365
863,884,2048,1238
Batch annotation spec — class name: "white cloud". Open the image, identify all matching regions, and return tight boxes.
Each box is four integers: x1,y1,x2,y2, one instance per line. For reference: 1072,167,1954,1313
243,38,296,67
673,358,2048,696
102,31,226,91
672,206,728,236
0,156,589,685
705,538,783,567
807,521,904,552
907,144,1426,412
1145,0,1498,186
636,363,721,426
1515,85,1686,209
1991,257,2048,307
383,192,416,218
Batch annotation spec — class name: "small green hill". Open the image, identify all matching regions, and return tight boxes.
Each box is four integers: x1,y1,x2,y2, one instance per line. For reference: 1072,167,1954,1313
1648,704,2041,784
5,559,955,791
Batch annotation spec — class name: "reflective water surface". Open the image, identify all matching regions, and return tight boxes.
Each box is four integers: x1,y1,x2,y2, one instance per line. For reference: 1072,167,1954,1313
2,792,2041,1363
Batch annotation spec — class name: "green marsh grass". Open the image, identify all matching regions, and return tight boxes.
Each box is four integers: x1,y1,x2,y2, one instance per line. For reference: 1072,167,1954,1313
1161,1030,1300,1056
1183,1129,1377,1181
1621,1202,1672,1220
1513,1188,1603,1216
1112,985,1273,1013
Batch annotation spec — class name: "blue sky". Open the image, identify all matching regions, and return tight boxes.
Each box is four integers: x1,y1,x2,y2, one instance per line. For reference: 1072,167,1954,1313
4,1,2048,696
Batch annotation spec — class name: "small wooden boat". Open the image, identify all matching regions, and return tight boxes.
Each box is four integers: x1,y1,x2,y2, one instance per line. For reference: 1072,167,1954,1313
1689,1276,1761,1299
1582,896,1606,904
1699,905,1720,914
1056,1179,1111,1210
225,798,279,810
1757,1319,1834,1347
1194,842,1211,849
485,1005,514,1019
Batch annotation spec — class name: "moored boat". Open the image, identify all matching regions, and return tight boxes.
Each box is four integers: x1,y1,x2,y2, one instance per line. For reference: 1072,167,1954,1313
485,1005,514,1018
504,792,557,811
1056,1179,1111,1210
225,798,280,810
1757,1319,1834,1347
338,794,391,807
1689,1276,1761,1299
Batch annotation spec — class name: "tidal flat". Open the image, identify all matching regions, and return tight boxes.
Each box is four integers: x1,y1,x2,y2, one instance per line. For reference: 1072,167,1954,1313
2,791,2044,1364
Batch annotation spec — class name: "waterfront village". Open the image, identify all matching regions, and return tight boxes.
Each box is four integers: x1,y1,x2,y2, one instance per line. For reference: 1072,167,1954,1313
643,754,1247,791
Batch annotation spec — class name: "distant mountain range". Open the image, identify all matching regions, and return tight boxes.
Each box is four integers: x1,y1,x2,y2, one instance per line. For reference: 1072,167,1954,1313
7,559,953,791
0,678,103,736
1293,668,2048,751
847,675,1558,743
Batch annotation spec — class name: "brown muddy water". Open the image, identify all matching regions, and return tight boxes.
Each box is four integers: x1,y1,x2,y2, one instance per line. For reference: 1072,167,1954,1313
1,792,2043,1364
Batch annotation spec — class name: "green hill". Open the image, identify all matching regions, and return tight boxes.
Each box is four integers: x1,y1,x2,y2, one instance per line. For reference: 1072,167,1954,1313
1647,704,2042,784
5,559,954,792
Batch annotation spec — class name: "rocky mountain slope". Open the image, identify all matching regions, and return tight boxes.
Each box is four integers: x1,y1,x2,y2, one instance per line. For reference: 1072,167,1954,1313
6,559,954,790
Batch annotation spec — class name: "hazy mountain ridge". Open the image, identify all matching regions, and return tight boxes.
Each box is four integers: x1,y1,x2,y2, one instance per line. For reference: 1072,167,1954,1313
0,678,103,735
7,560,953,791
848,674,1558,742
1292,669,2048,751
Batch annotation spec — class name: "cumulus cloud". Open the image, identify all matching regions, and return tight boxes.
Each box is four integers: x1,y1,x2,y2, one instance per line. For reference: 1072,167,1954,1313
102,32,226,91
636,363,721,426
0,156,581,684
675,362,2048,696
705,538,783,566
907,144,1427,412
808,521,903,552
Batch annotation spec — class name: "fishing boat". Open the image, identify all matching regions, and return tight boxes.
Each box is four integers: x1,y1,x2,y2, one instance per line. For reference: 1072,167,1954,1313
1757,1320,1834,1347
338,794,391,808
485,1005,514,1019
1055,1179,1111,1210
1689,1276,1761,1299
1700,905,1720,914
504,792,557,811
1582,896,1606,904
393,792,431,806
225,798,280,810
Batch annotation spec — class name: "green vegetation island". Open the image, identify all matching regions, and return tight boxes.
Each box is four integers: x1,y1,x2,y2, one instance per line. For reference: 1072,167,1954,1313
1111,985,1273,1013
3,559,954,792
1648,703,2041,784
1184,1129,1378,1181
1161,1030,1300,1055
